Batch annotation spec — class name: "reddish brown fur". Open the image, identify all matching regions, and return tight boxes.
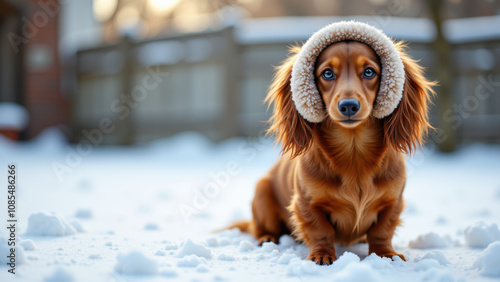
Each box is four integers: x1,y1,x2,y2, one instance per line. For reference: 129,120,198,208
229,40,435,265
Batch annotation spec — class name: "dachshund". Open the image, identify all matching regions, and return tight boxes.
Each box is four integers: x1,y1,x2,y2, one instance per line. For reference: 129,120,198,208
230,39,434,265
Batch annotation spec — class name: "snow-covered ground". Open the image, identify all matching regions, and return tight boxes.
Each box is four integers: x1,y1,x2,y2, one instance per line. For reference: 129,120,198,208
0,129,499,282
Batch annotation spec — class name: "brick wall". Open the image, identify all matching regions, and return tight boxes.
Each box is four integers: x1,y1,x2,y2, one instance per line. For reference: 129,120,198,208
22,0,69,138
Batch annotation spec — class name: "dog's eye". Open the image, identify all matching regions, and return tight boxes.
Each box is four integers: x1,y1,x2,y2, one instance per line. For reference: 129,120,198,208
321,69,336,80
362,67,376,79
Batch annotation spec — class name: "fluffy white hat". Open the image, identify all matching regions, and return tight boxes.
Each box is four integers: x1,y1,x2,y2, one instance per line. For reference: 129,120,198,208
291,21,405,123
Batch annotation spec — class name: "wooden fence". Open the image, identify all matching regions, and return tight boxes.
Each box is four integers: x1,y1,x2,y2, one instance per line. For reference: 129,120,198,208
72,25,500,146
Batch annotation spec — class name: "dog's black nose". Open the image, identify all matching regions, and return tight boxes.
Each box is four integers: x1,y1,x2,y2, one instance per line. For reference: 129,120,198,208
338,99,360,117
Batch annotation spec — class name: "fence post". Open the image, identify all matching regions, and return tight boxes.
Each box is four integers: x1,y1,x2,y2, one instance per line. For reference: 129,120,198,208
219,26,240,140
117,36,136,145
428,0,456,152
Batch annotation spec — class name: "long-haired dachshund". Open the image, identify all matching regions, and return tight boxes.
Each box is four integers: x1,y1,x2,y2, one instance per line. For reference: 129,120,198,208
230,22,434,265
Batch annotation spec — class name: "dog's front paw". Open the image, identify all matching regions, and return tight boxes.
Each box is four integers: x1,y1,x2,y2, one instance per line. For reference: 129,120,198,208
377,252,406,261
307,249,337,265
371,248,406,261
257,234,278,246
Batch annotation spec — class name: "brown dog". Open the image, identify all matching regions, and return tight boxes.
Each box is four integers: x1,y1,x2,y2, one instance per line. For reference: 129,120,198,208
230,39,434,265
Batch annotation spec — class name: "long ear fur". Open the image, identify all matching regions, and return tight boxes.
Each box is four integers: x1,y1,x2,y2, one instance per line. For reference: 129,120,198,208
265,46,316,158
383,42,436,154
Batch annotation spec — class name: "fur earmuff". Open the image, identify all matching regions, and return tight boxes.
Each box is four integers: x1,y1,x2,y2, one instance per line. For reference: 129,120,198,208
266,46,316,158
383,42,436,154
291,21,406,123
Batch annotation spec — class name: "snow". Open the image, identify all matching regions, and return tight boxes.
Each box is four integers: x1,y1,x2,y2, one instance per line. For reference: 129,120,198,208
19,239,36,251
74,209,92,219
88,254,101,259
205,237,218,247
0,235,25,264
415,250,450,265
464,222,500,248
177,255,205,267
261,241,279,253
217,253,235,261
333,263,381,282
69,219,85,233
331,251,361,270
164,242,179,250
144,222,160,230
25,212,77,236
414,259,441,271
44,268,74,282
176,239,212,259
114,251,158,275
277,253,298,264
473,241,500,277
238,240,255,252
0,102,29,129
408,232,452,249
0,129,499,281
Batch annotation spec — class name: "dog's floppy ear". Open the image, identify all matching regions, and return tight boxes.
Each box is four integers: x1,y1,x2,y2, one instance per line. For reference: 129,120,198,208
383,42,436,154
265,46,316,158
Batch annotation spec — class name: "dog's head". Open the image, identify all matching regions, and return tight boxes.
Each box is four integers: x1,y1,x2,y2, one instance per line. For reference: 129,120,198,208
314,41,380,128
266,41,434,157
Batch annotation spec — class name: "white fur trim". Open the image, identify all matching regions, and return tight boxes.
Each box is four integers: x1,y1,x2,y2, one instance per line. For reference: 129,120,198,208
291,21,405,122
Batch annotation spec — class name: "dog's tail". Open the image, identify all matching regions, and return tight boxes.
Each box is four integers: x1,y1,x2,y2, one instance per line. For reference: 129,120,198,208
228,220,252,232
215,220,254,234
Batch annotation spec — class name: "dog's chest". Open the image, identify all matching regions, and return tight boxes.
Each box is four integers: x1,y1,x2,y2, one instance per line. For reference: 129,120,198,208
328,199,379,243
322,179,386,244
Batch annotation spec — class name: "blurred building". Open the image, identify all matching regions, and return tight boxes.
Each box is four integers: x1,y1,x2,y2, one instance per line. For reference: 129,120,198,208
0,0,69,139
1,0,500,148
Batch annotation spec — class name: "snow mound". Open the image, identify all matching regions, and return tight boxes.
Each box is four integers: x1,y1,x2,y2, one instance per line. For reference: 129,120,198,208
88,254,101,259
25,212,77,236
333,262,381,282
70,220,85,233
362,253,393,269
238,240,255,252
278,235,296,249
144,223,160,230
414,259,441,271
19,238,36,251
160,268,178,277
409,232,451,249
0,234,25,264
114,251,158,275
164,242,179,250
217,253,235,261
333,252,361,270
176,239,212,259
74,209,92,219
261,241,279,253
286,258,319,277
473,241,500,277
44,268,74,282
205,237,218,247
278,253,299,265
464,222,500,248
196,264,210,272
154,250,166,256
177,254,206,267
421,268,455,281
416,250,450,265
0,102,29,129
